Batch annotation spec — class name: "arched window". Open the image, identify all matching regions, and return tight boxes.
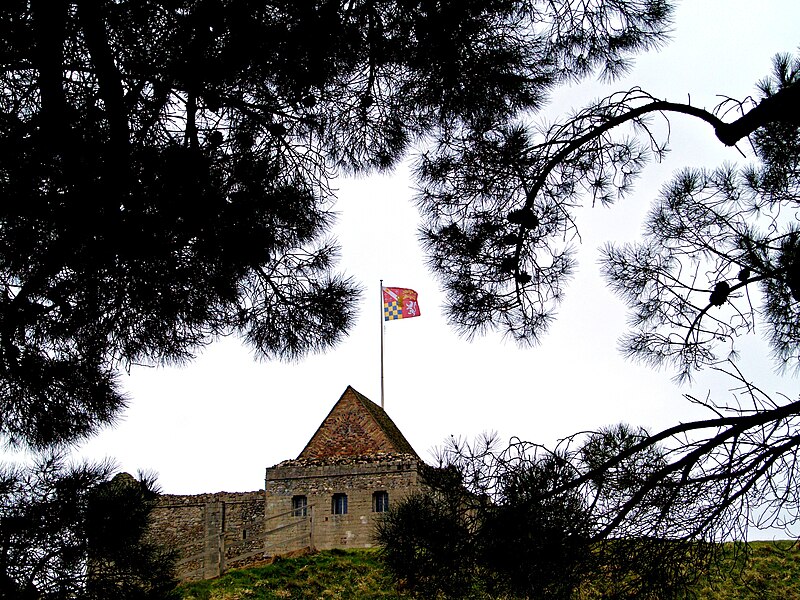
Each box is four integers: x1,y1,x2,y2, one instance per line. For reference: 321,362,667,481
332,493,348,515
373,490,389,513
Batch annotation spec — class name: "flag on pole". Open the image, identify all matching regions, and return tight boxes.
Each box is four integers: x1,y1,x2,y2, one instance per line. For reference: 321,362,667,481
383,287,421,321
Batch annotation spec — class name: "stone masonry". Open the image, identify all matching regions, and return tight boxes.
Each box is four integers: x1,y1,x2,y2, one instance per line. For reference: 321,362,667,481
149,490,266,580
264,454,420,554
149,386,425,581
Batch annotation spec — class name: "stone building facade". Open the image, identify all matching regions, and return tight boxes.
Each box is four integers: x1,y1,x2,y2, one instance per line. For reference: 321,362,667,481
149,386,424,581
264,386,422,554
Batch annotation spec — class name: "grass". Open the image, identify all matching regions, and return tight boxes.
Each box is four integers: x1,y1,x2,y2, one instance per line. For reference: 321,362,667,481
177,542,800,600
696,540,800,600
178,548,406,600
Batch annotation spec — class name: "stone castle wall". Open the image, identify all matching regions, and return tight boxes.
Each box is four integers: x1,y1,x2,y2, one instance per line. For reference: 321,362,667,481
150,490,267,581
148,386,425,581
265,456,421,554
150,455,422,581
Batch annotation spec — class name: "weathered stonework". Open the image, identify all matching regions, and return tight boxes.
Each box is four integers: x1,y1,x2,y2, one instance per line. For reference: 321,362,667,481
150,490,267,580
264,454,421,554
149,386,425,581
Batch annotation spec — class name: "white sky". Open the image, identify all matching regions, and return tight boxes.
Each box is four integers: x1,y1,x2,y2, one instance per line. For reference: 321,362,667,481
60,0,800,515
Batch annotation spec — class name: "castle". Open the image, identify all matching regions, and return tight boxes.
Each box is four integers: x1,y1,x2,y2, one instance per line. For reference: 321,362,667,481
149,386,425,581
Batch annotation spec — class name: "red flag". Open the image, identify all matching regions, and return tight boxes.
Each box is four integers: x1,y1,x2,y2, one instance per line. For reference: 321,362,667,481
383,287,421,321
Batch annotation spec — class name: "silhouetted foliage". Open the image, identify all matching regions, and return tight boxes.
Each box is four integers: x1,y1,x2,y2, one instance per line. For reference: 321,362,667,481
417,53,800,359
381,363,800,596
378,433,715,599
376,487,476,599
9,1,799,596
0,0,674,450
403,13,800,596
0,455,179,599
476,454,594,599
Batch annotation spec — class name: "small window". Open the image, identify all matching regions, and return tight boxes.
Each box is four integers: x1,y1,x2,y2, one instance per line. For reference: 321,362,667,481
373,490,389,513
332,493,348,515
292,495,308,517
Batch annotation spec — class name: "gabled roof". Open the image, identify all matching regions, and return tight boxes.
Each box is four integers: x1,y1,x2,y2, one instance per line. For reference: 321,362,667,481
297,386,418,460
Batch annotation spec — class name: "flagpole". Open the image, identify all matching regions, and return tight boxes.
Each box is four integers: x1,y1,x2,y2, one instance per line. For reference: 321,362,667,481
379,280,385,409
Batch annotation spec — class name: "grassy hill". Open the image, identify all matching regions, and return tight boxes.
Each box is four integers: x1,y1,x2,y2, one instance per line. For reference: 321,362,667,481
178,542,800,600
178,548,404,600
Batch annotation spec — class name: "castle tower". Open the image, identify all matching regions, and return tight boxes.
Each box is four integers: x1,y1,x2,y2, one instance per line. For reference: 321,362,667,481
263,386,423,553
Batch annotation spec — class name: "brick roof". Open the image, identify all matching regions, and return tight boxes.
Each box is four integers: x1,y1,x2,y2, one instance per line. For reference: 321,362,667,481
297,386,419,460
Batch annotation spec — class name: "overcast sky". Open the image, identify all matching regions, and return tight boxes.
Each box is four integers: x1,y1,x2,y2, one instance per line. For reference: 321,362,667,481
60,0,800,521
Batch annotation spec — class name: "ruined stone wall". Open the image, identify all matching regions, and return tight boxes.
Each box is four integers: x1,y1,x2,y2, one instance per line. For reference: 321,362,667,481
148,455,425,581
265,455,421,555
150,490,266,581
